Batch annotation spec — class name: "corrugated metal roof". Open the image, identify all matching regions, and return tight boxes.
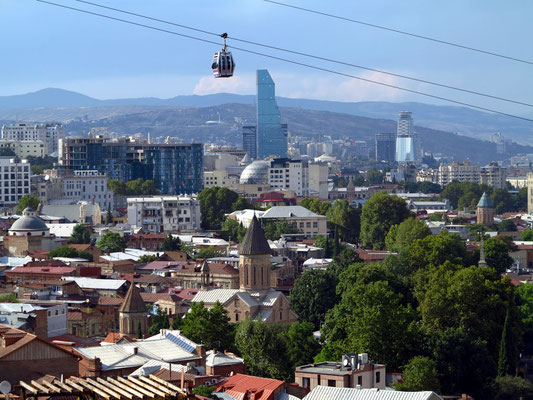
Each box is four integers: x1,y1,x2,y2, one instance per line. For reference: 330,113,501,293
259,291,281,307
303,386,442,400
206,350,244,367
276,393,300,400
261,206,321,219
236,292,259,307
192,289,239,305
63,277,126,290
76,338,198,371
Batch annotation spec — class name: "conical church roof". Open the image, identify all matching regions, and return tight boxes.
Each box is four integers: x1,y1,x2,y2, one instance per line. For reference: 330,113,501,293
119,283,146,313
477,192,494,208
239,215,271,256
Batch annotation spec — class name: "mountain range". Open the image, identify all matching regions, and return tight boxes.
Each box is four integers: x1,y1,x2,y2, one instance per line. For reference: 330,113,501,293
0,88,532,164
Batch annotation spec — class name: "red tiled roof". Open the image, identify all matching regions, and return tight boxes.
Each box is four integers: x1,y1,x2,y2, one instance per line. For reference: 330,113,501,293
68,244,93,251
170,289,199,300
140,293,181,303
140,261,189,271
102,332,135,343
8,266,77,275
215,374,285,400
97,297,124,306
48,333,100,348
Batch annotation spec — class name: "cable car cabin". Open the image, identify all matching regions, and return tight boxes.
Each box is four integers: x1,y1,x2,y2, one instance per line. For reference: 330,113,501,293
212,51,235,78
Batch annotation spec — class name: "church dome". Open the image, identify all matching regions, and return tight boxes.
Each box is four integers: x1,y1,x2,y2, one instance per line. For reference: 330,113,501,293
10,208,48,232
240,161,269,184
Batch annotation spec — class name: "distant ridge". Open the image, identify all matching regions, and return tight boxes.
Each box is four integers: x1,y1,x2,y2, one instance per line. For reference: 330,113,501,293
0,88,532,144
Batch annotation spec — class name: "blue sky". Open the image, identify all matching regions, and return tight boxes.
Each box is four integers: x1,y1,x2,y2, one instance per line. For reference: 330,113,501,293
1,0,532,116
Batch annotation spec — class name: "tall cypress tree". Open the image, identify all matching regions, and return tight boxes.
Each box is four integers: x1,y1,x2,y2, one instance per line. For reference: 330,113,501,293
498,309,514,377
137,320,143,339
333,227,340,257
323,237,331,258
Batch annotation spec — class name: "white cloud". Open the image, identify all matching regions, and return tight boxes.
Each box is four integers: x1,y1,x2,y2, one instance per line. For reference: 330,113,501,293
193,74,256,96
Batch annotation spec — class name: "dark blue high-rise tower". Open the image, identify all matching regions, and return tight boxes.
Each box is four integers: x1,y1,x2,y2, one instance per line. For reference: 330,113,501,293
256,70,287,159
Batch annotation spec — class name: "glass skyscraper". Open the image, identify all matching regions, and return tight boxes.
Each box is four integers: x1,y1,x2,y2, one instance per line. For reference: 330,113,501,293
256,70,287,159
395,111,420,163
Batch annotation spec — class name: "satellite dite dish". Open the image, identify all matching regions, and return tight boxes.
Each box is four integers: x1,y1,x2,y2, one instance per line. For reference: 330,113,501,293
0,381,12,394
343,358,350,367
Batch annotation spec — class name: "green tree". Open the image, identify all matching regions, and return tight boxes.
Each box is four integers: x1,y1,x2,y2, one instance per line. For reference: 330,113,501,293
221,218,247,243
484,237,513,273
360,192,411,249
491,188,514,214
195,246,222,260
192,385,216,399
300,198,331,216
232,196,254,211
494,375,533,400
395,356,440,393
262,219,298,241
68,223,91,244
327,200,361,243
430,328,496,399
48,246,79,258
521,229,533,241
107,179,127,196
516,284,533,338
283,322,321,371
161,233,182,252
498,219,517,232
137,320,143,339
180,302,234,351
77,251,94,262
235,318,291,380
0,293,18,303
385,217,431,253
138,255,159,263
148,307,170,335
197,187,240,230
367,167,384,184
140,179,159,195
290,269,339,330
497,310,515,377
16,194,40,214
96,231,126,253
105,206,113,225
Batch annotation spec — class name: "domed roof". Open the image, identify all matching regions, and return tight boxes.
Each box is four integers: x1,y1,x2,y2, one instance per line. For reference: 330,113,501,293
10,208,49,231
240,161,269,184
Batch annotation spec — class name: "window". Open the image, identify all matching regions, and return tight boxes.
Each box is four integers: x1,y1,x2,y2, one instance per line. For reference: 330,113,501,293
328,380,336,387
235,313,239,322
357,376,362,386
302,377,310,389
376,371,381,383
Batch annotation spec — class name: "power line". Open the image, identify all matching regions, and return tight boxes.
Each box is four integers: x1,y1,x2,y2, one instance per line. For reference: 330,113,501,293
74,0,533,109
264,0,533,66
34,0,533,123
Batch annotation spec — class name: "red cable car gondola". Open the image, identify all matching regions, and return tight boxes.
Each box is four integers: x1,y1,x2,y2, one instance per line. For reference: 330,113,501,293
212,33,235,78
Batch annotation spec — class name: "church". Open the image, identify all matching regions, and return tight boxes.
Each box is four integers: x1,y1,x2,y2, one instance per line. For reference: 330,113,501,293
192,215,298,324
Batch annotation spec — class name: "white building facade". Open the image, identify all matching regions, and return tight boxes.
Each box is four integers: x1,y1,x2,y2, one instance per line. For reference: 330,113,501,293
127,195,201,233
0,157,31,206
0,140,48,158
1,123,64,155
268,159,310,196
61,170,114,211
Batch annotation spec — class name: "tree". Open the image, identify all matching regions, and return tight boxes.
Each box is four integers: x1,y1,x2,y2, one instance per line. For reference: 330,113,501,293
48,246,79,259
366,167,384,184
283,322,321,371
385,218,431,253
498,219,517,232
179,302,234,351
521,229,533,241
497,309,515,377
235,318,291,380
0,293,18,303
327,200,361,243
68,224,91,244
138,255,159,263
430,328,496,399
262,219,299,241
221,218,247,243
195,246,222,260
290,269,339,330
105,205,113,225
148,307,170,335
161,233,182,251
137,320,143,339
491,189,514,214
197,187,241,230
300,198,331,216
96,231,126,253
76,251,94,262
16,194,40,214
192,385,216,399
360,192,411,249
494,375,533,400
395,356,440,393
515,284,533,340
484,237,514,273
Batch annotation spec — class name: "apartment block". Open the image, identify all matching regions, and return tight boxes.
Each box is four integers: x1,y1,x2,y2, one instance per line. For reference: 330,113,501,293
0,157,31,206
438,161,480,187
58,136,203,194
268,158,309,197
0,139,48,158
1,123,63,154
127,195,201,233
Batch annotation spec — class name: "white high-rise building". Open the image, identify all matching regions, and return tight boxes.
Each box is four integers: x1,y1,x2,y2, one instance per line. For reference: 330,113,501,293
268,159,310,196
0,157,31,205
1,123,64,155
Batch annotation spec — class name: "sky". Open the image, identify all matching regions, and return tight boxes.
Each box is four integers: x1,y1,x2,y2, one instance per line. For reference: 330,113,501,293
1,0,533,116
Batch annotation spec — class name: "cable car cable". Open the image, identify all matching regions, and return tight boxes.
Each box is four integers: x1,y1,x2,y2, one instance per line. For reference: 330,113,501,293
73,0,533,108
264,0,533,66
34,0,533,123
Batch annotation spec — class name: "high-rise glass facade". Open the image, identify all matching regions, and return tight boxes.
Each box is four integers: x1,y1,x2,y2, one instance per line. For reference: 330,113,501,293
375,132,396,163
242,125,257,159
256,70,287,159
395,111,420,163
